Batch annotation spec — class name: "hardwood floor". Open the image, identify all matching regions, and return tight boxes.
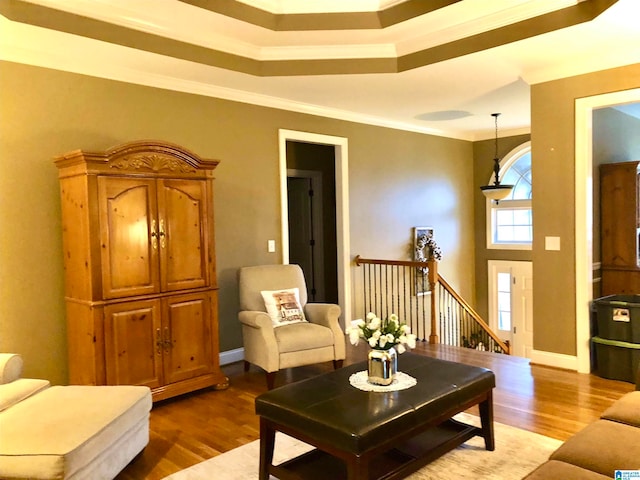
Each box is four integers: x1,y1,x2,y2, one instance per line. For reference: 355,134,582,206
116,342,635,480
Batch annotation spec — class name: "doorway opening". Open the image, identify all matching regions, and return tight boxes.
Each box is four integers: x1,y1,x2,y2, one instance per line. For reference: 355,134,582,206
278,129,351,327
287,147,337,303
488,260,533,358
575,88,640,373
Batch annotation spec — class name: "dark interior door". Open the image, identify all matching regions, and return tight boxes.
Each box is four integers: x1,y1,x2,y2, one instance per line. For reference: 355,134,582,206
286,141,338,304
287,177,317,301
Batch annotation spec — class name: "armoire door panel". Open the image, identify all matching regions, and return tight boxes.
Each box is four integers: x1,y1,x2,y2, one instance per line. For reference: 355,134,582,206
98,177,160,299
104,300,163,388
163,293,213,385
158,179,209,291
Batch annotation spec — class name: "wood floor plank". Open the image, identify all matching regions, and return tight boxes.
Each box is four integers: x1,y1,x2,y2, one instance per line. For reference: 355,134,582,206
116,342,635,480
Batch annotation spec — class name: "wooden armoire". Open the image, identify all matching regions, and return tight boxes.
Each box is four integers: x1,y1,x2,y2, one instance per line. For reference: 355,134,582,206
600,160,640,295
54,140,228,401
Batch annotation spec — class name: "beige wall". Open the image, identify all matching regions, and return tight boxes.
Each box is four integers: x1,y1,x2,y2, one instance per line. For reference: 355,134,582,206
0,61,474,384
473,133,531,319
6,59,634,382
531,64,640,356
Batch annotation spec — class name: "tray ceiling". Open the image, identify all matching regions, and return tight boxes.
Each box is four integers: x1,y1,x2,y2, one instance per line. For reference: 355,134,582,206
1,0,639,139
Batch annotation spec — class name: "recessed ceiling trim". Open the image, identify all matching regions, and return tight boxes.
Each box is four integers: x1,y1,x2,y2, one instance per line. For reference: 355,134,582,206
398,0,619,72
0,10,534,142
1,0,620,77
394,0,579,56
235,0,406,15
19,0,580,56
0,35,474,141
179,0,462,31
258,44,398,61
259,57,397,76
0,0,263,75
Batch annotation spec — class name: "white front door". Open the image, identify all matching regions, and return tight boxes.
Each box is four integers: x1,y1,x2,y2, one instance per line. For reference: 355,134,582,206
488,260,533,358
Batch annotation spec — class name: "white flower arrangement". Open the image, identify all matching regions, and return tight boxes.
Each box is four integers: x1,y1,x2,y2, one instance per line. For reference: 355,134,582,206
346,312,417,353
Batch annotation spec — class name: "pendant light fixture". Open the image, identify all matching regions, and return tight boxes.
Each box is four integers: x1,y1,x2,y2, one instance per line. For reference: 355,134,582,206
480,113,513,202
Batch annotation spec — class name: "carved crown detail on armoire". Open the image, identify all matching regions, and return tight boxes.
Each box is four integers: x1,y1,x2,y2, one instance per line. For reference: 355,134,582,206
55,140,229,401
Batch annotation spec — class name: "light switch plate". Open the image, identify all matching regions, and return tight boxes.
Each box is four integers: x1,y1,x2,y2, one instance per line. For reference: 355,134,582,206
545,236,561,251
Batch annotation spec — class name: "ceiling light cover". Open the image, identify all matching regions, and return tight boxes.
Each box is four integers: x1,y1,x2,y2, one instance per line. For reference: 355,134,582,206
480,184,513,201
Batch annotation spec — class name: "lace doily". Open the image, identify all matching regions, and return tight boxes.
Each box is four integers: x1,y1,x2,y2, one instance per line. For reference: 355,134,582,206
349,370,417,392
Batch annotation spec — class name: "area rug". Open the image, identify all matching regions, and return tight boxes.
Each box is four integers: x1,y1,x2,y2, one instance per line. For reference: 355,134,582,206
163,413,561,480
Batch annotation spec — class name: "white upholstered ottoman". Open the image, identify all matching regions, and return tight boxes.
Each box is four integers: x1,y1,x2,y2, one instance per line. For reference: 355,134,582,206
0,354,152,480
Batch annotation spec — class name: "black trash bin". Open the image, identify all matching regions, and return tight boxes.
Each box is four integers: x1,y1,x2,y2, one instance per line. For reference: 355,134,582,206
593,294,640,343
592,336,640,383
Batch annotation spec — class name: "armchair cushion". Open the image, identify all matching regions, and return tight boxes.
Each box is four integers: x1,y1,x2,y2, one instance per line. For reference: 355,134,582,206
261,288,307,327
275,322,335,353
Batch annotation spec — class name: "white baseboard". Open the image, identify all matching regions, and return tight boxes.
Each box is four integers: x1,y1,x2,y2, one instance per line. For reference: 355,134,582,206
221,346,582,371
529,349,578,371
220,348,244,366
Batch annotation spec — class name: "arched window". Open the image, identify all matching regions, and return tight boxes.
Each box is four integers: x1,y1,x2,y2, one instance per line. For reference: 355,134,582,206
487,142,532,249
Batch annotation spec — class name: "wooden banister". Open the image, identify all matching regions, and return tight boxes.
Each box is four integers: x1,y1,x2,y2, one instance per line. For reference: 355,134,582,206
437,274,510,355
354,255,510,355
427,258,438,345
355,255,429,268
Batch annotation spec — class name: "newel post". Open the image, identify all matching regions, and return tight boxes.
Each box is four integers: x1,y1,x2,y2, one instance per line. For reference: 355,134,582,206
427,258,439,344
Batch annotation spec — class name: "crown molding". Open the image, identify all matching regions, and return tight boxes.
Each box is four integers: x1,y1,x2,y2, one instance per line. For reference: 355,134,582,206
522,43,640,85
0,36,531,142
395,0,578,56
258,44,398,61
0,33,476,141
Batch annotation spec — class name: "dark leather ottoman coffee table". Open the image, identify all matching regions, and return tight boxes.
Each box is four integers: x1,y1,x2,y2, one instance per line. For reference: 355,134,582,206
255,353,495,480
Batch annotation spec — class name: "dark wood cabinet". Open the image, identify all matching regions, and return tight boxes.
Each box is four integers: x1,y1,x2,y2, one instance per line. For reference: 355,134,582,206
600,160,640,295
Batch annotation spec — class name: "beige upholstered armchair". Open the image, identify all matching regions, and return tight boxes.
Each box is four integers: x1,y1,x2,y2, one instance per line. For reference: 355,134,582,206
238,264,346,389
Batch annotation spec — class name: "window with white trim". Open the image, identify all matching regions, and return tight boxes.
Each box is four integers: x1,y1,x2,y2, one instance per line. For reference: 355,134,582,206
487,142,532,250
497,271,512,331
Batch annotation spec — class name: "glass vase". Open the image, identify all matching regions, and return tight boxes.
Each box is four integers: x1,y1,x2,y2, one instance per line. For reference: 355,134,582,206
367,346,397,386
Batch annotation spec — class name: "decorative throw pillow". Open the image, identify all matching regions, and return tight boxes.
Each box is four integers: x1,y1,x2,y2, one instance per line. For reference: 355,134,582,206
0,353,23,384
261,288,307,327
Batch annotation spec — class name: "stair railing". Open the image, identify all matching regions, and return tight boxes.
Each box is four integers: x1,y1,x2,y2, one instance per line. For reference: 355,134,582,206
354,255,510,355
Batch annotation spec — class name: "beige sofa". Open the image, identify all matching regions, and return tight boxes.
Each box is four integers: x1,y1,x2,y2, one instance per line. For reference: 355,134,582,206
524,369,640,479
0,354,152,480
